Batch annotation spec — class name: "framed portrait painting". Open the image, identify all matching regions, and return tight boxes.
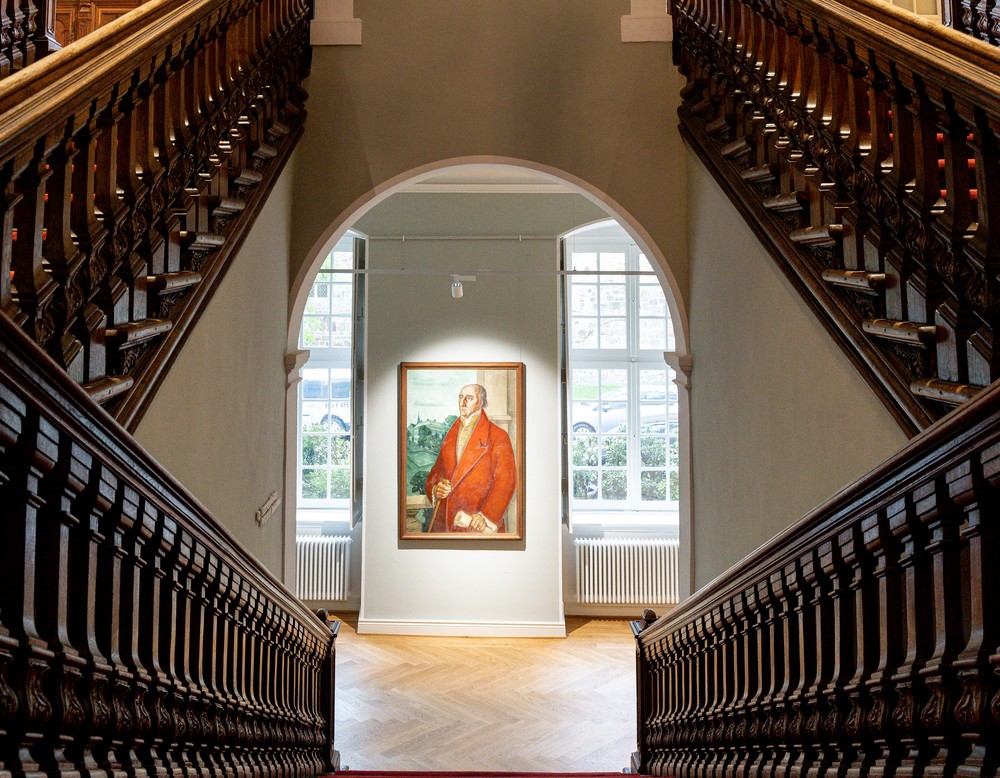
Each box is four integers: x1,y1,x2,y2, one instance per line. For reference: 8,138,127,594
399,362,525,540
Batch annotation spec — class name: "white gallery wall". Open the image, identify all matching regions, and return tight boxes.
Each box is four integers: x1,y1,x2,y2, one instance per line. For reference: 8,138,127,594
354,192,605,636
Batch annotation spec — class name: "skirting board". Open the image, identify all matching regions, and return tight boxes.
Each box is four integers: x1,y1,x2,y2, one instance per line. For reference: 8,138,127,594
564,602,676,619
357,618,567,638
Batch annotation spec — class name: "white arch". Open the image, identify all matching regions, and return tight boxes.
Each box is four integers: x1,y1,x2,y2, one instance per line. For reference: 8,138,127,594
286,156,689,356
283,157,695,600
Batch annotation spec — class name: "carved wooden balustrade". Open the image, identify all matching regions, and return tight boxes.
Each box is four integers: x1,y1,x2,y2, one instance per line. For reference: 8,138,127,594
0,0,309,432
0,313,339,775
942,0,1000,44
673,0,1000,434
632,375,1000,776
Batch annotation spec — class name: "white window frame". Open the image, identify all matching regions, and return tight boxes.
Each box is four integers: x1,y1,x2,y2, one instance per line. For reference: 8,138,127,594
564,231,680,528
296,235,360,525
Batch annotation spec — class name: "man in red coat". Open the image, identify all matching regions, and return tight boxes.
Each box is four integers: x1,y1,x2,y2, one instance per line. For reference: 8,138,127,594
424,383,517,533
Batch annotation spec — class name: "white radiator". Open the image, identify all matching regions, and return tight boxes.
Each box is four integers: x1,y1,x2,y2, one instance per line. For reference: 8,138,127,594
295,535,352,601
574,537,679,605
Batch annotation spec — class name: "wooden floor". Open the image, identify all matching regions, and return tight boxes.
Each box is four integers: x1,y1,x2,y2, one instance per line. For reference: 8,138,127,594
331,615,637,773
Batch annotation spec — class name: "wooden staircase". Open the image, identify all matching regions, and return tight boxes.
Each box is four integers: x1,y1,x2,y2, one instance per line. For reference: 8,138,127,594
1,0,310,432
673,0,1000,435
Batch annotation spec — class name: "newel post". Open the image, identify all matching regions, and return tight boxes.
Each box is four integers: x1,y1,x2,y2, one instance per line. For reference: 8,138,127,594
316,609,340,773
630,608,657,775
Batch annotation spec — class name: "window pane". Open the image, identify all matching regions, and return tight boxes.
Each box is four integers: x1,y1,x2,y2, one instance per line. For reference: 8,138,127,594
571,369,599,401
331,435,351,466
601,471,627,501
302,317,330,348
574,470,597,500
302,435,329,465
331,283,352,315
332,250,353,269
641,470,667,502
302,368,329,399
599,252,626,271
305,283,330,315
599,284,626,317
331,318,352,349
638,317,666,350
301,401,329,432
572,402,599,434
301,469,328,500
571,252,597,272
572,436,599,467
599,318,626,349
602,434,627,466
640,435,667,467
638,285,667,317
330,469,350,499
571,317,598,348
571,282,598,317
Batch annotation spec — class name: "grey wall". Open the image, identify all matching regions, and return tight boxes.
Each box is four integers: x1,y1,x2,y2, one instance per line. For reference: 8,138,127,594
353,193,604,634
134,158,295,576
289,0,688,303
684,152,908,589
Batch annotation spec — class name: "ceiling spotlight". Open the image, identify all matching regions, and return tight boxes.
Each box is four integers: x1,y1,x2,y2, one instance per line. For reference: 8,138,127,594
451,280,464,298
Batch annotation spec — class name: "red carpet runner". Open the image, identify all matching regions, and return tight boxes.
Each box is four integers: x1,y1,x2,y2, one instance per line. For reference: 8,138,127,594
326,773,631,778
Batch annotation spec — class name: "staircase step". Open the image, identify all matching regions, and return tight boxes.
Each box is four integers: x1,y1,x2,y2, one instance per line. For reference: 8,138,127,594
741,164,775,184
863,318,937,346
789,224,843,246
704,116,730,135
231,168,264,187
821,269,886,292
105,318,173,347
83,375,135,403
910,378,981,405
252,142,278,160
721,137,750,158
179,231,226,251
268,120,291,138
209,196,247,217
762,191,807,214
147,271,203,295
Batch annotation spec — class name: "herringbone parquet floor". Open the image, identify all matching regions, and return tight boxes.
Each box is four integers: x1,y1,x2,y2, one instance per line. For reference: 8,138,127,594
331,616,636,773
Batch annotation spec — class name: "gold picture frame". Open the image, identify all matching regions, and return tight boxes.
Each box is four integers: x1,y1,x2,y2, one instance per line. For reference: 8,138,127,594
399,362,525,540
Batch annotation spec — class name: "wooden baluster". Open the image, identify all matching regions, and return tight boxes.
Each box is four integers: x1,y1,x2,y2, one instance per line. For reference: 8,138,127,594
820,535,859,772
801,547,834,776
778,559,806,775
0,379,26,768
93,97,132,334
0,407,58,775
35,432,96,774
858,53,894,311
882,66,919,326
169,529,197,772
14,0,38,66
946,452,999,773
0,169,21,324
68,116,110,388
930,93,978,386
703,606,728,775
12,138,61,354
720,597,742,773
185,541,211,771
916,474,967,772
885,491,934,774
729,588,754,776
841,521,880,778
40,135,86,381
744,581,771,774
965,114,1000,385
140,504,173,775
200,552,226,773
5,0,25,71
861,507,905,777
